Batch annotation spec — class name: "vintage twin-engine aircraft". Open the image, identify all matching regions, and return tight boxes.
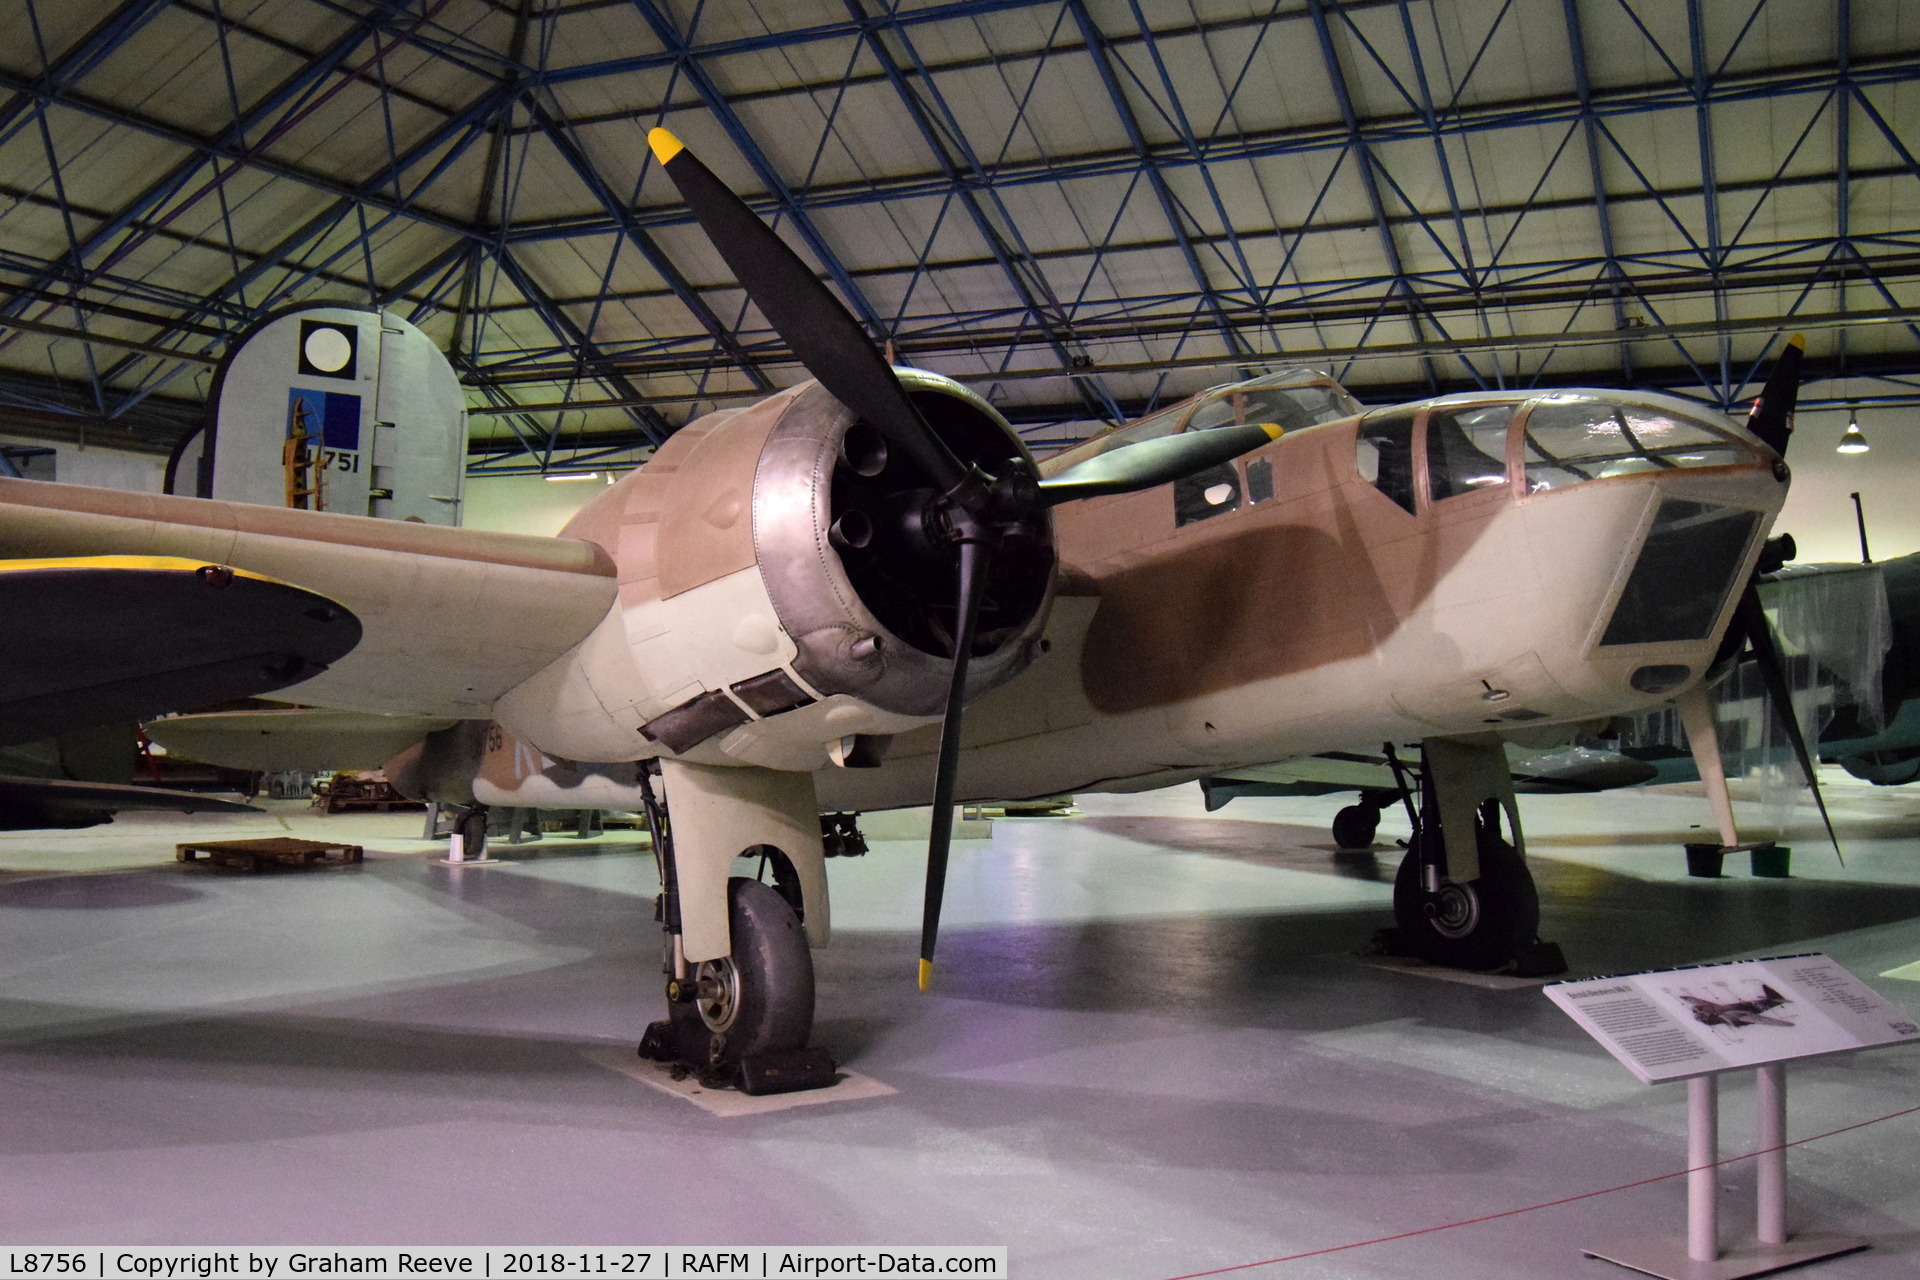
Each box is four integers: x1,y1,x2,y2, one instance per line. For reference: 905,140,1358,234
0,129,1804,1088
1682,983,1794,1029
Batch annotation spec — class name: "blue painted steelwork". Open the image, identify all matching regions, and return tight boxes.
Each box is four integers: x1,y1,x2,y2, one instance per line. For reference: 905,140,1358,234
0,0,1914,473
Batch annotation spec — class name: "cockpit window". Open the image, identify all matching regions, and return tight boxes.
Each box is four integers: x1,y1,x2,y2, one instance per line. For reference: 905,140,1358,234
1356,410,1417,514
1039,368,1362,477
1184,378,1359,435
1427,404,1514,501
1239,382,1359,431
1522,397,1752,492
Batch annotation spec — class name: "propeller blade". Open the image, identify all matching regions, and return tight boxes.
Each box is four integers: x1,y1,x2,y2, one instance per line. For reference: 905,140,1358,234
648,129,967,493
1038,422,1282,505
1745,332,1805,457
918,535,991,991
1733,583,1843,860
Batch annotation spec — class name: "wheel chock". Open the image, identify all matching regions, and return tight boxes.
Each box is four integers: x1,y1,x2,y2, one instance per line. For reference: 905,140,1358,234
639,1022,839,1096
736,1047,839,1096
1507,939,1567,978
1685,840,1789,879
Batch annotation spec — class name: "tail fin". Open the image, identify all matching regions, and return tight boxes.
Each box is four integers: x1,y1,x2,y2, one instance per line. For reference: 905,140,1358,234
178,306,467,525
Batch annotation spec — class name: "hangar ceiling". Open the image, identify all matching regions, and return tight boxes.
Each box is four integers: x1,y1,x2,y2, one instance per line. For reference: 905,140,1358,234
0,0,1914,475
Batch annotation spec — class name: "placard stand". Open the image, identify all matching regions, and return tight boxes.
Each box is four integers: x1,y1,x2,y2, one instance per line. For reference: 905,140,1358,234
1582,1064,1867,1279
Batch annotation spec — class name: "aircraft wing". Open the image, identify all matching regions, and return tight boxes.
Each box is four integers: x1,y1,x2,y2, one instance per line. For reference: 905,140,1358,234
145,708,458,772
0,775,258,828
0,478,617,719
1,555,361,746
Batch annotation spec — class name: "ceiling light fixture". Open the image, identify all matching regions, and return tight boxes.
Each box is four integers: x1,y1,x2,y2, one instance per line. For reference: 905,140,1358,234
544,471,601,481
1837,413,1869,454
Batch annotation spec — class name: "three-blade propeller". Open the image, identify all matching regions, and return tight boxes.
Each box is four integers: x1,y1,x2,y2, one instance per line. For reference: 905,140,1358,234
649,128,1283,988
1697,333,1841,858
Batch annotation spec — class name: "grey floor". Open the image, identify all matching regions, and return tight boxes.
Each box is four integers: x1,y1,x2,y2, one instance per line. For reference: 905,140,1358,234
3,774,1919,1279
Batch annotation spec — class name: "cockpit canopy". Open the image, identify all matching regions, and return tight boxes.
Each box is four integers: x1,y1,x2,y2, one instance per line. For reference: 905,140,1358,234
1354,389,1762,515
1517,393,1757,490
1040,368,1362,475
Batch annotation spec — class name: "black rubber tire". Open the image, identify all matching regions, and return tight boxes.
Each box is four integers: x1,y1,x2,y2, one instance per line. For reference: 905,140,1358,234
700,876,814,1062
1331,804,1379,850
1392,828,1539,970
456,807,488,861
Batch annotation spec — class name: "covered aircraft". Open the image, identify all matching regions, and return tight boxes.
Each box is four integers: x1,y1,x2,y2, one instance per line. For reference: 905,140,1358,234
0,131,1803,1090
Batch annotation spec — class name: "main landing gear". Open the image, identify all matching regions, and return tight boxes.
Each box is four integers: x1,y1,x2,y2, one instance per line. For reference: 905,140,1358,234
1331,789,1398,850
634,764,838,1095
1375,740,1566,977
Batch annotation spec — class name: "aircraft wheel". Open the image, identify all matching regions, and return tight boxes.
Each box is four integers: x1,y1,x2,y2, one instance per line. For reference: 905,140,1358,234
1392,831,1538,970
1331,804,1379,850
456,806,489,860
692,876,815,1064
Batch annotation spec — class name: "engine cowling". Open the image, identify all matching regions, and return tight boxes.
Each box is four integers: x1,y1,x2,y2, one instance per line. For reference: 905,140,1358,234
491,371,1055,771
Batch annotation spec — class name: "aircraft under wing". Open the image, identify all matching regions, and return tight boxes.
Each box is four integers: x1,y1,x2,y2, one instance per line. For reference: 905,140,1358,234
0,478,617,719
1203,743,1661,809
145,708,458,772
1,554,362,746
0,775,257,830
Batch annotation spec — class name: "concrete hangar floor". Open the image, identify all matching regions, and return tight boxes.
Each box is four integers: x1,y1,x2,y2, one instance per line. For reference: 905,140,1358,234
2,776,1918,1278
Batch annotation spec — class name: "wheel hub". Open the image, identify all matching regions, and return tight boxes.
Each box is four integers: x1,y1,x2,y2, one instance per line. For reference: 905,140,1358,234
694,957,741,1032
1426,880,1481,939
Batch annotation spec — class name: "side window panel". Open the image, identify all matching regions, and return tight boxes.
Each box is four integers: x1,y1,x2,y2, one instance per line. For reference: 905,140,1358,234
1355,411,1416,514
1426,405,1514,501
1173,463,1241,527
1244,457,1274,504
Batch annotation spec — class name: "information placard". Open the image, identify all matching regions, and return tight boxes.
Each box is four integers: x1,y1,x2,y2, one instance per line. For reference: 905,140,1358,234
1545,953,1920,1084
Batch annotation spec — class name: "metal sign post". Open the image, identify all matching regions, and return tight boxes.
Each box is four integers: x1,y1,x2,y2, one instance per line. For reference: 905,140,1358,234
1547,954,1917,1279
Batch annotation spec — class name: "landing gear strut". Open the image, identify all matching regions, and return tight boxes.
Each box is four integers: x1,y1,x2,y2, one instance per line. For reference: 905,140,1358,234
633,764,837,1095
1376,741,1565,976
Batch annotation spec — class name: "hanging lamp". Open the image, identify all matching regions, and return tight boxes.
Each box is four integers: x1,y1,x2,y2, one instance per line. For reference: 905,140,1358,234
1837,411,1869,454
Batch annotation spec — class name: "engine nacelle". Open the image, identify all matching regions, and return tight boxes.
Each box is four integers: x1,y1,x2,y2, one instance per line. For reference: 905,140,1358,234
492,372,1055,772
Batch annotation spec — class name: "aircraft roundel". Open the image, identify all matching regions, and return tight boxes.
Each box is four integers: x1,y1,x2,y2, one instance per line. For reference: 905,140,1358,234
298,319,357,379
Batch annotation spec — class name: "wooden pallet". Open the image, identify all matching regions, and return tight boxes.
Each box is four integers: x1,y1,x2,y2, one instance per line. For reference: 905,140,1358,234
176,836,364,873
317,797,424,813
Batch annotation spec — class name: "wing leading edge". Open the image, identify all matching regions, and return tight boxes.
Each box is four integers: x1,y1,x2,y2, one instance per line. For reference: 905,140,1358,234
0,479,617,719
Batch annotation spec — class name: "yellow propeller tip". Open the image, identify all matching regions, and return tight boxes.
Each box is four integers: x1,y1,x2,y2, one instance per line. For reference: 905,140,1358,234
917,959,933,992
648,128,684,165
1257,422,1284,441
1787,332,1806,350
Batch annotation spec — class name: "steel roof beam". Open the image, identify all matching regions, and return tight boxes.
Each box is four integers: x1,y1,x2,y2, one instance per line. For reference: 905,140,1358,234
463,241,1920,386
0,0,435,338
1684,0,1730,398
1305,0,1446,392
83,76,522,392
849,0,1120,421
521,96,774,393
539,0,1408,89
498,52,1920,243
489,247,674,446
491,161,1914,318
467,302,1920,407
1070,0,1260,369
629,0,886,339
0,0,174,149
